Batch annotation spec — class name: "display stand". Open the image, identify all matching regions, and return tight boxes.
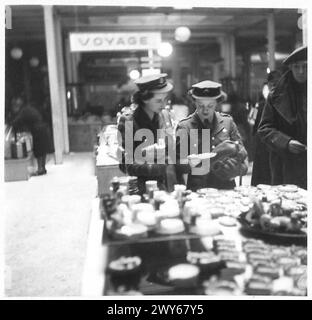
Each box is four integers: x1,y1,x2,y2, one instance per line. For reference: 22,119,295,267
68,122,102,152
95,144,125,196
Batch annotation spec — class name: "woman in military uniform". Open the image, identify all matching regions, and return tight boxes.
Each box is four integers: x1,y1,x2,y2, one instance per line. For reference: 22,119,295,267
117,73,177,194
175,80,248,191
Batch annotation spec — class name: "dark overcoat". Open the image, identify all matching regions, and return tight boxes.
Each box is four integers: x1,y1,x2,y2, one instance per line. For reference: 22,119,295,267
11,106,50,158
258,70,307,189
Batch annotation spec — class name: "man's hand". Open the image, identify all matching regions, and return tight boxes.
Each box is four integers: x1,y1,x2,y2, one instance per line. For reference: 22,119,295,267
288,140,306,154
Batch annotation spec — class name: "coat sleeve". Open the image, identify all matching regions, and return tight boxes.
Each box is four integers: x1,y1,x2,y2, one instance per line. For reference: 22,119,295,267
175,122,191,175
257,97,292,154
11,108,28,130
228,117,248,176
229,117,248,161
117,115,167,177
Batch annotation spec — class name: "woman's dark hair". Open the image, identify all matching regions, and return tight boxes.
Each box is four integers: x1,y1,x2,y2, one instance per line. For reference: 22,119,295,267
132,90,155,107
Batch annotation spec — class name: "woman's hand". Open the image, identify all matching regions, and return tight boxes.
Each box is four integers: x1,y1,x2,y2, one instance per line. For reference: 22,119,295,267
144,143,166,163
187,154,202,168
288,140,306,154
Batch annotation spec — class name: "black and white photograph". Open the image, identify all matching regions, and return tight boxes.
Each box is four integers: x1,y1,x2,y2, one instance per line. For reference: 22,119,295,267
1,0,309,300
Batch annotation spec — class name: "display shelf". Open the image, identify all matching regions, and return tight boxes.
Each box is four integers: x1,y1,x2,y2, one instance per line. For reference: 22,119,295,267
82,193,307,296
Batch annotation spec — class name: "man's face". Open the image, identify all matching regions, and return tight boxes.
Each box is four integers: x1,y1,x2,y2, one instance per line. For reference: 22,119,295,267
195,98,217,119
290,60,307,83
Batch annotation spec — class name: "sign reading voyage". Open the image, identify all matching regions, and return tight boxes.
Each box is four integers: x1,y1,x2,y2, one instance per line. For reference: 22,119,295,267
69,32,162,52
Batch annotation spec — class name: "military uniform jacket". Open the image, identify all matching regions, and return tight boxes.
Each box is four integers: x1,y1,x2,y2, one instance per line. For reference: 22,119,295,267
175,111,248,191
118,105,176,194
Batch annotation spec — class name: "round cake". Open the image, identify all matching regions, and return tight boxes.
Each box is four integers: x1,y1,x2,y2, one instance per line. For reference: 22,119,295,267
108,256,142,290
159,199,180,218
108,256,142,273
167,263,200,288
209,207,225,219
157,218,185,234
218,216,237,227
277,184,298,193
190,219,222,236
136,211,157,229
132,203,154,214
186,251,224,274
113,223,148,240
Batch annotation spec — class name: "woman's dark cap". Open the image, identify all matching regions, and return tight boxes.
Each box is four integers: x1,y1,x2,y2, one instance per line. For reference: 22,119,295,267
283,45,307,65
134,73,173,93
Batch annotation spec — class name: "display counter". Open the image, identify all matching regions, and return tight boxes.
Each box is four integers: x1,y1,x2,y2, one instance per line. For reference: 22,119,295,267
82,184,307,297
68,121,102,152
95,125,125,196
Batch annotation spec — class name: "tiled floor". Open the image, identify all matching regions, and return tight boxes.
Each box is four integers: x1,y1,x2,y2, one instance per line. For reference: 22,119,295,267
4,152,97,297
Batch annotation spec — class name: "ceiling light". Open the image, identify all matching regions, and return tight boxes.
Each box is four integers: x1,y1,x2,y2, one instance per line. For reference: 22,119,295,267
10,47,23,60
175,26,191,42
157,42,173,58
129,69,140,80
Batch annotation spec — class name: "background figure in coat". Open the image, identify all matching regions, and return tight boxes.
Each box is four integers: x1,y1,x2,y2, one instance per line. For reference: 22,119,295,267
251,71,281,186
175,80,248,191
117,73,176,194
258,46,307,189
9,96,50,175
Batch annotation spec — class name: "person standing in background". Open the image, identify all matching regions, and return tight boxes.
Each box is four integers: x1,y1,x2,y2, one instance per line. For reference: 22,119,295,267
250,71,281,186
258,46,307,189
9,96,51,175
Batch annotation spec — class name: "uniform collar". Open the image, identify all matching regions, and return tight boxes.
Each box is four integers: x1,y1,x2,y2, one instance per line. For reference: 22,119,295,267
133,105,159,129
190,112,225,135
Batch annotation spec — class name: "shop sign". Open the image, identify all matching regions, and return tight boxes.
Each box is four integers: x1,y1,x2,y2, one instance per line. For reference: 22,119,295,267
69,32,162,52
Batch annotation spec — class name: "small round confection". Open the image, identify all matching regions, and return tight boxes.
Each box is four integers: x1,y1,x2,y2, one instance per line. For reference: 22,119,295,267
167,263,200,288
136,211,157,229
108,256,142,272
157,218,185,234
218,216,237,227
272,276,294,295
158,199,180,218
277,184,298,193
277,256,300,270
256,184,272,190
209,207,225,219
132,203,154,214
282,192,301,200
189,219,222,236
187,251,224,274
113,223,148,240
108,256,142,290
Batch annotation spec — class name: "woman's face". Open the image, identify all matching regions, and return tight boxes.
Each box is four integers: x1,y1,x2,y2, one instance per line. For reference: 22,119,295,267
144,92,168,114
195,98,218,119
290,60,307,83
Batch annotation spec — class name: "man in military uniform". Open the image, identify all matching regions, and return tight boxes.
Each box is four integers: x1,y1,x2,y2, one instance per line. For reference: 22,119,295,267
175,80,248,191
